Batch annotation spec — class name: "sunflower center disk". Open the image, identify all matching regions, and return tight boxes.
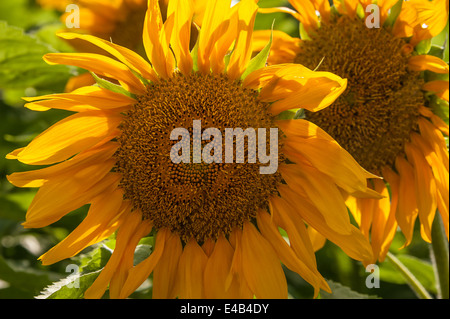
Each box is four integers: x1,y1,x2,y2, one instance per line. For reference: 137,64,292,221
295,16,424,175
115,72,283,243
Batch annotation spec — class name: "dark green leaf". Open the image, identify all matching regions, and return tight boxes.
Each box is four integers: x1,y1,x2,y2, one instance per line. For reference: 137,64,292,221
0,255,57,296
241,21,274,80
379,255,437,294
320,280,380,299
0,21,74,91
90,72,136,99
37,244,112,299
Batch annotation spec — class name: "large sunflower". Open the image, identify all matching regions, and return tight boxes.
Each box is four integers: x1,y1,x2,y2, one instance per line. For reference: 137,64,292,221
7,0,380,299
254,0,449,263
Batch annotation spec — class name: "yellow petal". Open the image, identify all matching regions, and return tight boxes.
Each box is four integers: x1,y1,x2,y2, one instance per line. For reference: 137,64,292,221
422,80,449,102
378,166,400,262
204,234,240,298
279,164,352,235
22,168,119,229
307,225,327,252
152,232,183,299
109,217,153,299
252,30,301,65
411,133,449,213
418,117,449,171
419,106,449,136
56,32,158,82
395,156,419,248
242,64,288,90
202,238,215,257
357,196,374,241
176,238,208,299
250,64,347,114
268,197,317,273
84,211,145,299
14,111,121,165
64,72,96,93
408,55,450,74
339,0,360,17
23,86,135,113
289,0,319,32
225,229,253,298
167,0,194,75
193,0,207,26
411,0,449,42
309,0,331,23
277,119,380,196
268,76,348,114
367,179,392,263
143,0,175,79
118,227,170,299
241,221,288,299
431,115,449,136
227,0,258,80
197,0,233,74
44,53,146,94
278,184,374,262
39,187,125,265
405,142,437,243
257,210,328,297
392,0,417,38
7,142,118,188
5,147,24,160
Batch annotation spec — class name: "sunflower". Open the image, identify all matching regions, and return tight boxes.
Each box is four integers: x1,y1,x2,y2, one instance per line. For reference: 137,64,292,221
7,0,380,299
38,0,147,48
254,0,449,263
37,0,206,91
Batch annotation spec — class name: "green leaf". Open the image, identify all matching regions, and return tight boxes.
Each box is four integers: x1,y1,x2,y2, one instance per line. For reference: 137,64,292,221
430,95,449,126
133,244,153,266
190,34,200,72
34,23,75,53
36,270,102,299
320,280,380,299
0,0,60,30
37,244,112,299
299,22,311,40
383,0,403,28
276,109,298,120
241,21,274,80
254,0,297,37
379,255,437,294
0,21,73,91
0,255,57,297
430,20,449,63
90,72,136,99
0,190,35,222
416,39,432,55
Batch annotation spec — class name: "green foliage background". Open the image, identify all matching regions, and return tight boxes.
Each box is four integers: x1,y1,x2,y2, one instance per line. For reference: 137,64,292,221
0,0,447,299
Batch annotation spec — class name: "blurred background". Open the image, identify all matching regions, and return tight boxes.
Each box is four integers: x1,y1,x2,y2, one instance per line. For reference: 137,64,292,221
0,0,444,299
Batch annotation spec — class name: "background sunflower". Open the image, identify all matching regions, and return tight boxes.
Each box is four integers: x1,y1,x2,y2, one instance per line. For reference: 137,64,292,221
0,0,448,300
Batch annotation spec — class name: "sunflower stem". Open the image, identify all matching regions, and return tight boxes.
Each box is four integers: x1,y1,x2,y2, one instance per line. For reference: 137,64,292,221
386,252,433,299
430,214,449,299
